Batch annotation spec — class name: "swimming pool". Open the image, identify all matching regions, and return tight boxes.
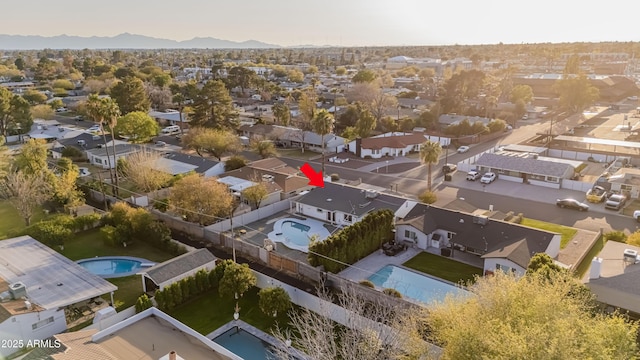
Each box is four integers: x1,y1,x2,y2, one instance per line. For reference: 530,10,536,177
76,256,155,278
213,328,274,360
368,265,467,304
268,218,331,253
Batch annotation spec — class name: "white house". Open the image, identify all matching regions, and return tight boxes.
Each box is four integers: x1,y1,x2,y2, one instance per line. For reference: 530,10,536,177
217,175,282,208
139,249,217,293
395,203,561,277
347,132,450,159
149,109,190,127
293,182,407,227
86,144,143,169
31,307,241,360
0,236,117,359
155,152,226,178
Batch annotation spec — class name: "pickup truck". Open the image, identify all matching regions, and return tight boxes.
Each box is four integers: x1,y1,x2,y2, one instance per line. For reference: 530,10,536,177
586,186,607,203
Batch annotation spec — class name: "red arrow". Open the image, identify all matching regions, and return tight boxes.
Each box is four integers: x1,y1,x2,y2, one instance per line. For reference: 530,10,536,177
300,162,324,188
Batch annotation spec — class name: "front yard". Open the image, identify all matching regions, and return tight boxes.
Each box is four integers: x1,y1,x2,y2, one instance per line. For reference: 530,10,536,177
520,218,578,249
403,252,483,285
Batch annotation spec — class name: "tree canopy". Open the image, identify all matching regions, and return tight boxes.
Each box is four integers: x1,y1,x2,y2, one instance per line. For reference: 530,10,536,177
553,74,599,113
191,80,237,129
114,111,159,143
110,76,150,115
169,173,234,225
181,127,240,160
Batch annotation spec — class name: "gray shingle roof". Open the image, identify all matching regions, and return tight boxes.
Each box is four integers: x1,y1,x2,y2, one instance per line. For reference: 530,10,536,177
163,153,219,174
142,249,216,285
86,144,142,157
476,152,572,177
397,204,555,264
295,182,406,217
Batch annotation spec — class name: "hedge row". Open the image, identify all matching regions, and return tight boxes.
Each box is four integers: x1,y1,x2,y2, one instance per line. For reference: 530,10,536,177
154,269,213,311
308,209,394,273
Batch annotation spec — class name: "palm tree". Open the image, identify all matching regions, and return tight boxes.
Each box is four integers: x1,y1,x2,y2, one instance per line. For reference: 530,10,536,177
85,95,121,197
311,109,334,176
419,140,442,191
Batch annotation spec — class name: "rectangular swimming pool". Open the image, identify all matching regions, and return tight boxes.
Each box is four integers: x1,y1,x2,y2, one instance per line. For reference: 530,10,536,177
213,327,273,359
368,265,467,304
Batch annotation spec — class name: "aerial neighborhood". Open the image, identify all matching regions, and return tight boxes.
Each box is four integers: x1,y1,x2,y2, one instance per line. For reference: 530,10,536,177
2,34,640,359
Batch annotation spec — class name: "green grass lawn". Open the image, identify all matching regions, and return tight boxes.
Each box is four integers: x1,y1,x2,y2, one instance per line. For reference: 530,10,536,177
573,235,606,278
60,229,175,262
168,286,292,336
403,252,483,285
277,149,321,160
520,218,578,249
105,275,144,311
0,201,49,240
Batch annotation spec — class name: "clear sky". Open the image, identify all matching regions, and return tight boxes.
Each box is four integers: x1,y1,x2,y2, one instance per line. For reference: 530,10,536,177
4,0,640,46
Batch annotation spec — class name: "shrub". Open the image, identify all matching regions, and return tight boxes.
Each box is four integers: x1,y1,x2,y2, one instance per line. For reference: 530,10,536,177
330,173,340,181
258,287,292,317
153,199,169,212
418,190,437,204
24,220,73,248
359,280,375,288
364,155,372,159
225,155,248,171
135,294,153,313
71,213,102,232
382,288,402,298
61,146,84,159
604,230,627,243
100,225,121,247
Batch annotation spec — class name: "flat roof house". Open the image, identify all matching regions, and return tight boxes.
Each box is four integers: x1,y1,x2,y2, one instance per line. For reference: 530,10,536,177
0,236,117,359
22,307,241,360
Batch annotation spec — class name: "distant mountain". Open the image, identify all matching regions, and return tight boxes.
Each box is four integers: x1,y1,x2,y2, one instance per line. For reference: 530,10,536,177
0,33,282,50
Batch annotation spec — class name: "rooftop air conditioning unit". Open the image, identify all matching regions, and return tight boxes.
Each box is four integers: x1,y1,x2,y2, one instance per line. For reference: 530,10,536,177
364,189,378,199
77,139,86,146
9,282,27,300
473,215,488,226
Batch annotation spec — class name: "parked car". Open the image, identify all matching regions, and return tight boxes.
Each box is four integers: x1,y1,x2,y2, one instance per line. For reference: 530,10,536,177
442,163,457,174
586,185,607,203
466,171,480,181
634,210,640,222
73,115,84,121
605,194,627,210
457,145,470,153
87,125,101,132
155,141,167,147
78,167,91,177
55,107,67,112
556,198,589,211
480,172,496,184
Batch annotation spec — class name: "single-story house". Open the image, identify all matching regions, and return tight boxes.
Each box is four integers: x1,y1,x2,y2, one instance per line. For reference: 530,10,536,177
86,144,143,169
223,158,311,198
154,152,226,178
217,175,282,208
238,124,346,153
347,131,450,159
53,133,127,159
0,236,117,359
439,114,494,127
474,152,577,189
293,182,407,226
606,167,640,199
585,241,640,316
26,307,241,360
139,249,217,293
394,203,561,277
149,109,190,127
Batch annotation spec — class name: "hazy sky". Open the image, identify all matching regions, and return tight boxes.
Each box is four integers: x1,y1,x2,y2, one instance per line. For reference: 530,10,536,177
4,0,640,46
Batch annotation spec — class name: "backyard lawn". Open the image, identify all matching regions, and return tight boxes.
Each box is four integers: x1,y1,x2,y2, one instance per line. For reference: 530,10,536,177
0,201,49,240
403,252,483,285
59,229,176,311
60,229,175,262
520,218,578,249
169,286,292,336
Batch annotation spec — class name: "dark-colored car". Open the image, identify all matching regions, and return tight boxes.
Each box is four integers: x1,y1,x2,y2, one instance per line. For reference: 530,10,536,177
556,198,589,211
442,164,457,174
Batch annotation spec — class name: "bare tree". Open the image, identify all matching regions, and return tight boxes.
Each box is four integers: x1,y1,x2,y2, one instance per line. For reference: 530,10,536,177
348,82,398,124
0,169,52,225
120,149,172,197
270,281,437,360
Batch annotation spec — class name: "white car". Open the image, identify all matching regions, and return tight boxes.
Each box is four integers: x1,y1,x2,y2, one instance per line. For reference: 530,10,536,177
480,172,497,184
457,146,470,153
466,171,480,181
87,125,101,132
78,167,91,177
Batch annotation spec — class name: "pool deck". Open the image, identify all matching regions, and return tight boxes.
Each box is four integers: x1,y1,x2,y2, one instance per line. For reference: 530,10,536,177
339,247,422,283
267,217,332,253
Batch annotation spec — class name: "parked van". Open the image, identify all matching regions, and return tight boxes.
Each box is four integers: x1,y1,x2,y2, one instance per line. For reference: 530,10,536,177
161,125,180,135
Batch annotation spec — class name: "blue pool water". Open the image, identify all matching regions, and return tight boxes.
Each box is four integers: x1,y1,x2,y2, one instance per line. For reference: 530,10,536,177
281,221,311,247
77,257,153,278
213,328,273,359
368,265,467,304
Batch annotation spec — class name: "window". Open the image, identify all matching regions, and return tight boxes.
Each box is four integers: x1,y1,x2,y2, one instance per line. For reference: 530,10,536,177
404,230,416,240
546,176,559,183
32,316,54,330
621,184,633,192
343,214,353,223
372,149,380,155
316,208,323,212
94,158,102,164
447,232,454,239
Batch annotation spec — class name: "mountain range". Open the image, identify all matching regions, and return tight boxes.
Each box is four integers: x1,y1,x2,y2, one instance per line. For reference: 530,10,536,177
0,33,282,50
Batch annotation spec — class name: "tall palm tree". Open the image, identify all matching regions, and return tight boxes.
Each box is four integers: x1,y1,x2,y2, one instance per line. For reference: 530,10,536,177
419,140,442,191
311,109,334,176
85,95,121,197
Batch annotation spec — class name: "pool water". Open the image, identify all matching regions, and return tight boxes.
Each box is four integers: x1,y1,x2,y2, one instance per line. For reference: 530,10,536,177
281,221,311,246
213,328,273,360
368,265,467,304
77,257,153,278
